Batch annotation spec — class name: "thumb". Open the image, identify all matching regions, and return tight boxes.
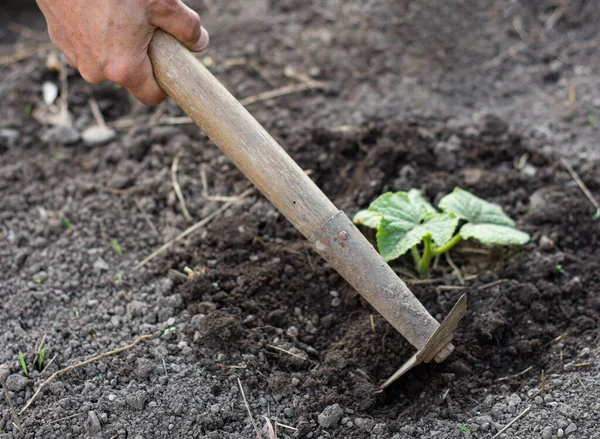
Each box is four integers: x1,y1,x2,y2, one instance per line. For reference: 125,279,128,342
148,0,209,52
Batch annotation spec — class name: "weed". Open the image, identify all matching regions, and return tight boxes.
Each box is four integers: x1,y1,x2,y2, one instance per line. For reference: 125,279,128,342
18,352,28,378
457,424,472,433
355,188,530,276
64,218,72,229
588,114,596,128
111,239,124,256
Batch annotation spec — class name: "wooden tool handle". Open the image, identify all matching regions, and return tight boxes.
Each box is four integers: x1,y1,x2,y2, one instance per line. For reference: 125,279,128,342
149,30,337,238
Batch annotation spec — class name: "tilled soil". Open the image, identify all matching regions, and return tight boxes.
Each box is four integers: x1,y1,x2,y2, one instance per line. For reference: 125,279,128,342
1,1,600,438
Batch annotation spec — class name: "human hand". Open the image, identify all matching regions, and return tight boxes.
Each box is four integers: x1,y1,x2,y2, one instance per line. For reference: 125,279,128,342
37,0,209,105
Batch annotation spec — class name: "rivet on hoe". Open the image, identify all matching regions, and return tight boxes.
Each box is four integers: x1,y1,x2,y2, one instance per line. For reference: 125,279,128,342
148,30,467,389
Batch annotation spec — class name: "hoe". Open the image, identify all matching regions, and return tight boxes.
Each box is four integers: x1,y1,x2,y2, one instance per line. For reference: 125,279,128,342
148,31,467,389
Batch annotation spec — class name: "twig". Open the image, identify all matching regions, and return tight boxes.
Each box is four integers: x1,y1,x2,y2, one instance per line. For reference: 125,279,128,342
48,412,86,425
134,188,254,269
497,365,533,382
266,345,307,361
275,422,298,431
545,5,568,31
239,81,326,106
406,278,445,285
238,378,263,439
574,362,593,368
576,376,588,394
134,199,159,236
21,335,152,414
171,150,193,222
478,279,511,290
370,315,375,332
445,253,464,285
200,164,239,202
263,417,277,439
436,285,466,291
162,358,169,377
491,406,531,439
561,159,600,217
482,41,528,70
2,381,23,437
41,353,58,374
88,98,107,128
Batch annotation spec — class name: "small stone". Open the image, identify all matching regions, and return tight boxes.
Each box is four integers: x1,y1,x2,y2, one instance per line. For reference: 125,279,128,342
557,428,564,438
534,396,544,405
0,364,10,383
579,347,590,357
126,301,146,317
82,126,116,145
87,411,101,433
539,235,555,251
93,258,109,272
135,358,155,380
507,393,522,406
564,423,577,435
331,298,341,307
42,126,80,145
5,374,28,392
541,426,553,439
0,128,19,147
126,390,148,410
318,404,344,428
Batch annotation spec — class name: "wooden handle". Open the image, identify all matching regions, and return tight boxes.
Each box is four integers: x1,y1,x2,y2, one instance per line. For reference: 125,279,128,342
148,30,337,238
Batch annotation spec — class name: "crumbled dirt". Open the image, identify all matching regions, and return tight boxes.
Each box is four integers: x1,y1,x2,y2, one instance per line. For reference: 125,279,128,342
1,1,600,438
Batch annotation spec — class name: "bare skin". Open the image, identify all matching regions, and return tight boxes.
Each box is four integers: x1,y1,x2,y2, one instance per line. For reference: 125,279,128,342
36,0,209,105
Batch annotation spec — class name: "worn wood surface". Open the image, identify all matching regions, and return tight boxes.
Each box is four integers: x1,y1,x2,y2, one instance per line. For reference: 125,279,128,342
148,30,338,239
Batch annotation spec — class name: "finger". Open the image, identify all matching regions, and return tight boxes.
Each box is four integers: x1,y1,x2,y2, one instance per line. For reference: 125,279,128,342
105,55,167,106
147,0,209,52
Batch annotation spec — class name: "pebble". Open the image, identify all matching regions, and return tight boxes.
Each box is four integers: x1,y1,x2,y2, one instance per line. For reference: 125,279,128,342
126,390,148,410
541,426,553,439
565,423,577,435
87,411,102,433
5,374,28,391
135,358,155,380
0,128,19,147
508,393,522,406
539,235,555,251
557,428,564,438
93,258,109,272
42,126,80,145
82,126,116,145
318,404,344,428
126,301,147,317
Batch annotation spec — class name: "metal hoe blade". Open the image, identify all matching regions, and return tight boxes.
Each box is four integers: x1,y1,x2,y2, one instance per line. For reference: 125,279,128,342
378,294,468,390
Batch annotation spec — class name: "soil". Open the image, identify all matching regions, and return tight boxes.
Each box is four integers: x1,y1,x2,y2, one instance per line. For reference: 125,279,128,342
1,1,600,439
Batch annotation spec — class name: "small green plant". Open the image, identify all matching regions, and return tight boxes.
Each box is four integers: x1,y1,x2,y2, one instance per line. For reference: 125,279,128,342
457,424,472,434
111,239,124,256
354,188,530,276
36,339,46,372
588,114,597,128
64,218,72,229
18,352,28,378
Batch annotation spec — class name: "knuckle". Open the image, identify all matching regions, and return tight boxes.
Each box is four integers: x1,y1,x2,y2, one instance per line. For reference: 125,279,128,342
103,60,131,86
147,0,177,16
78,67,104,84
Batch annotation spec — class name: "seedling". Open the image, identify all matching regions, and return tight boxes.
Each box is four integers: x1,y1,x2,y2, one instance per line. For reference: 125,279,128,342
18,352,28,378
35,339,46,372
111,239,124,257
64,218,72,229
457,424,472,434
354,188,530,276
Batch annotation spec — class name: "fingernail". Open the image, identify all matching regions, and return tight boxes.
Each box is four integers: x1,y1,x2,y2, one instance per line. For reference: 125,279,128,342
193,27,209,52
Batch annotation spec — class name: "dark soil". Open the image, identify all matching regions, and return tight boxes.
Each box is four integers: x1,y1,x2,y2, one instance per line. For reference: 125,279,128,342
1,1,599,438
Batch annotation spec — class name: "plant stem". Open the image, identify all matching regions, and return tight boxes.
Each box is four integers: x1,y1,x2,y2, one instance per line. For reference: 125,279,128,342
411,246,421,268
418,235,434,277
433,234,462,256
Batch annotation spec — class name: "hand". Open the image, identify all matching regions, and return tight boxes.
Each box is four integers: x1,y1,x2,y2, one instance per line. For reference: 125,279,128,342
37,0,209,105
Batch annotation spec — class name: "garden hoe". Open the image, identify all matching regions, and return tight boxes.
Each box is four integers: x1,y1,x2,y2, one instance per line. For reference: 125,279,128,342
148,30,467,389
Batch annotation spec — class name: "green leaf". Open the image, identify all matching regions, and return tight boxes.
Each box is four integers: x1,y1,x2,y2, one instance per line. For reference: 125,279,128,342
18,351,28,378
439,188,515,227
377,212,458,261
439,188,530,245
460,224,530,245
111,239,124,257
353,209,382,229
